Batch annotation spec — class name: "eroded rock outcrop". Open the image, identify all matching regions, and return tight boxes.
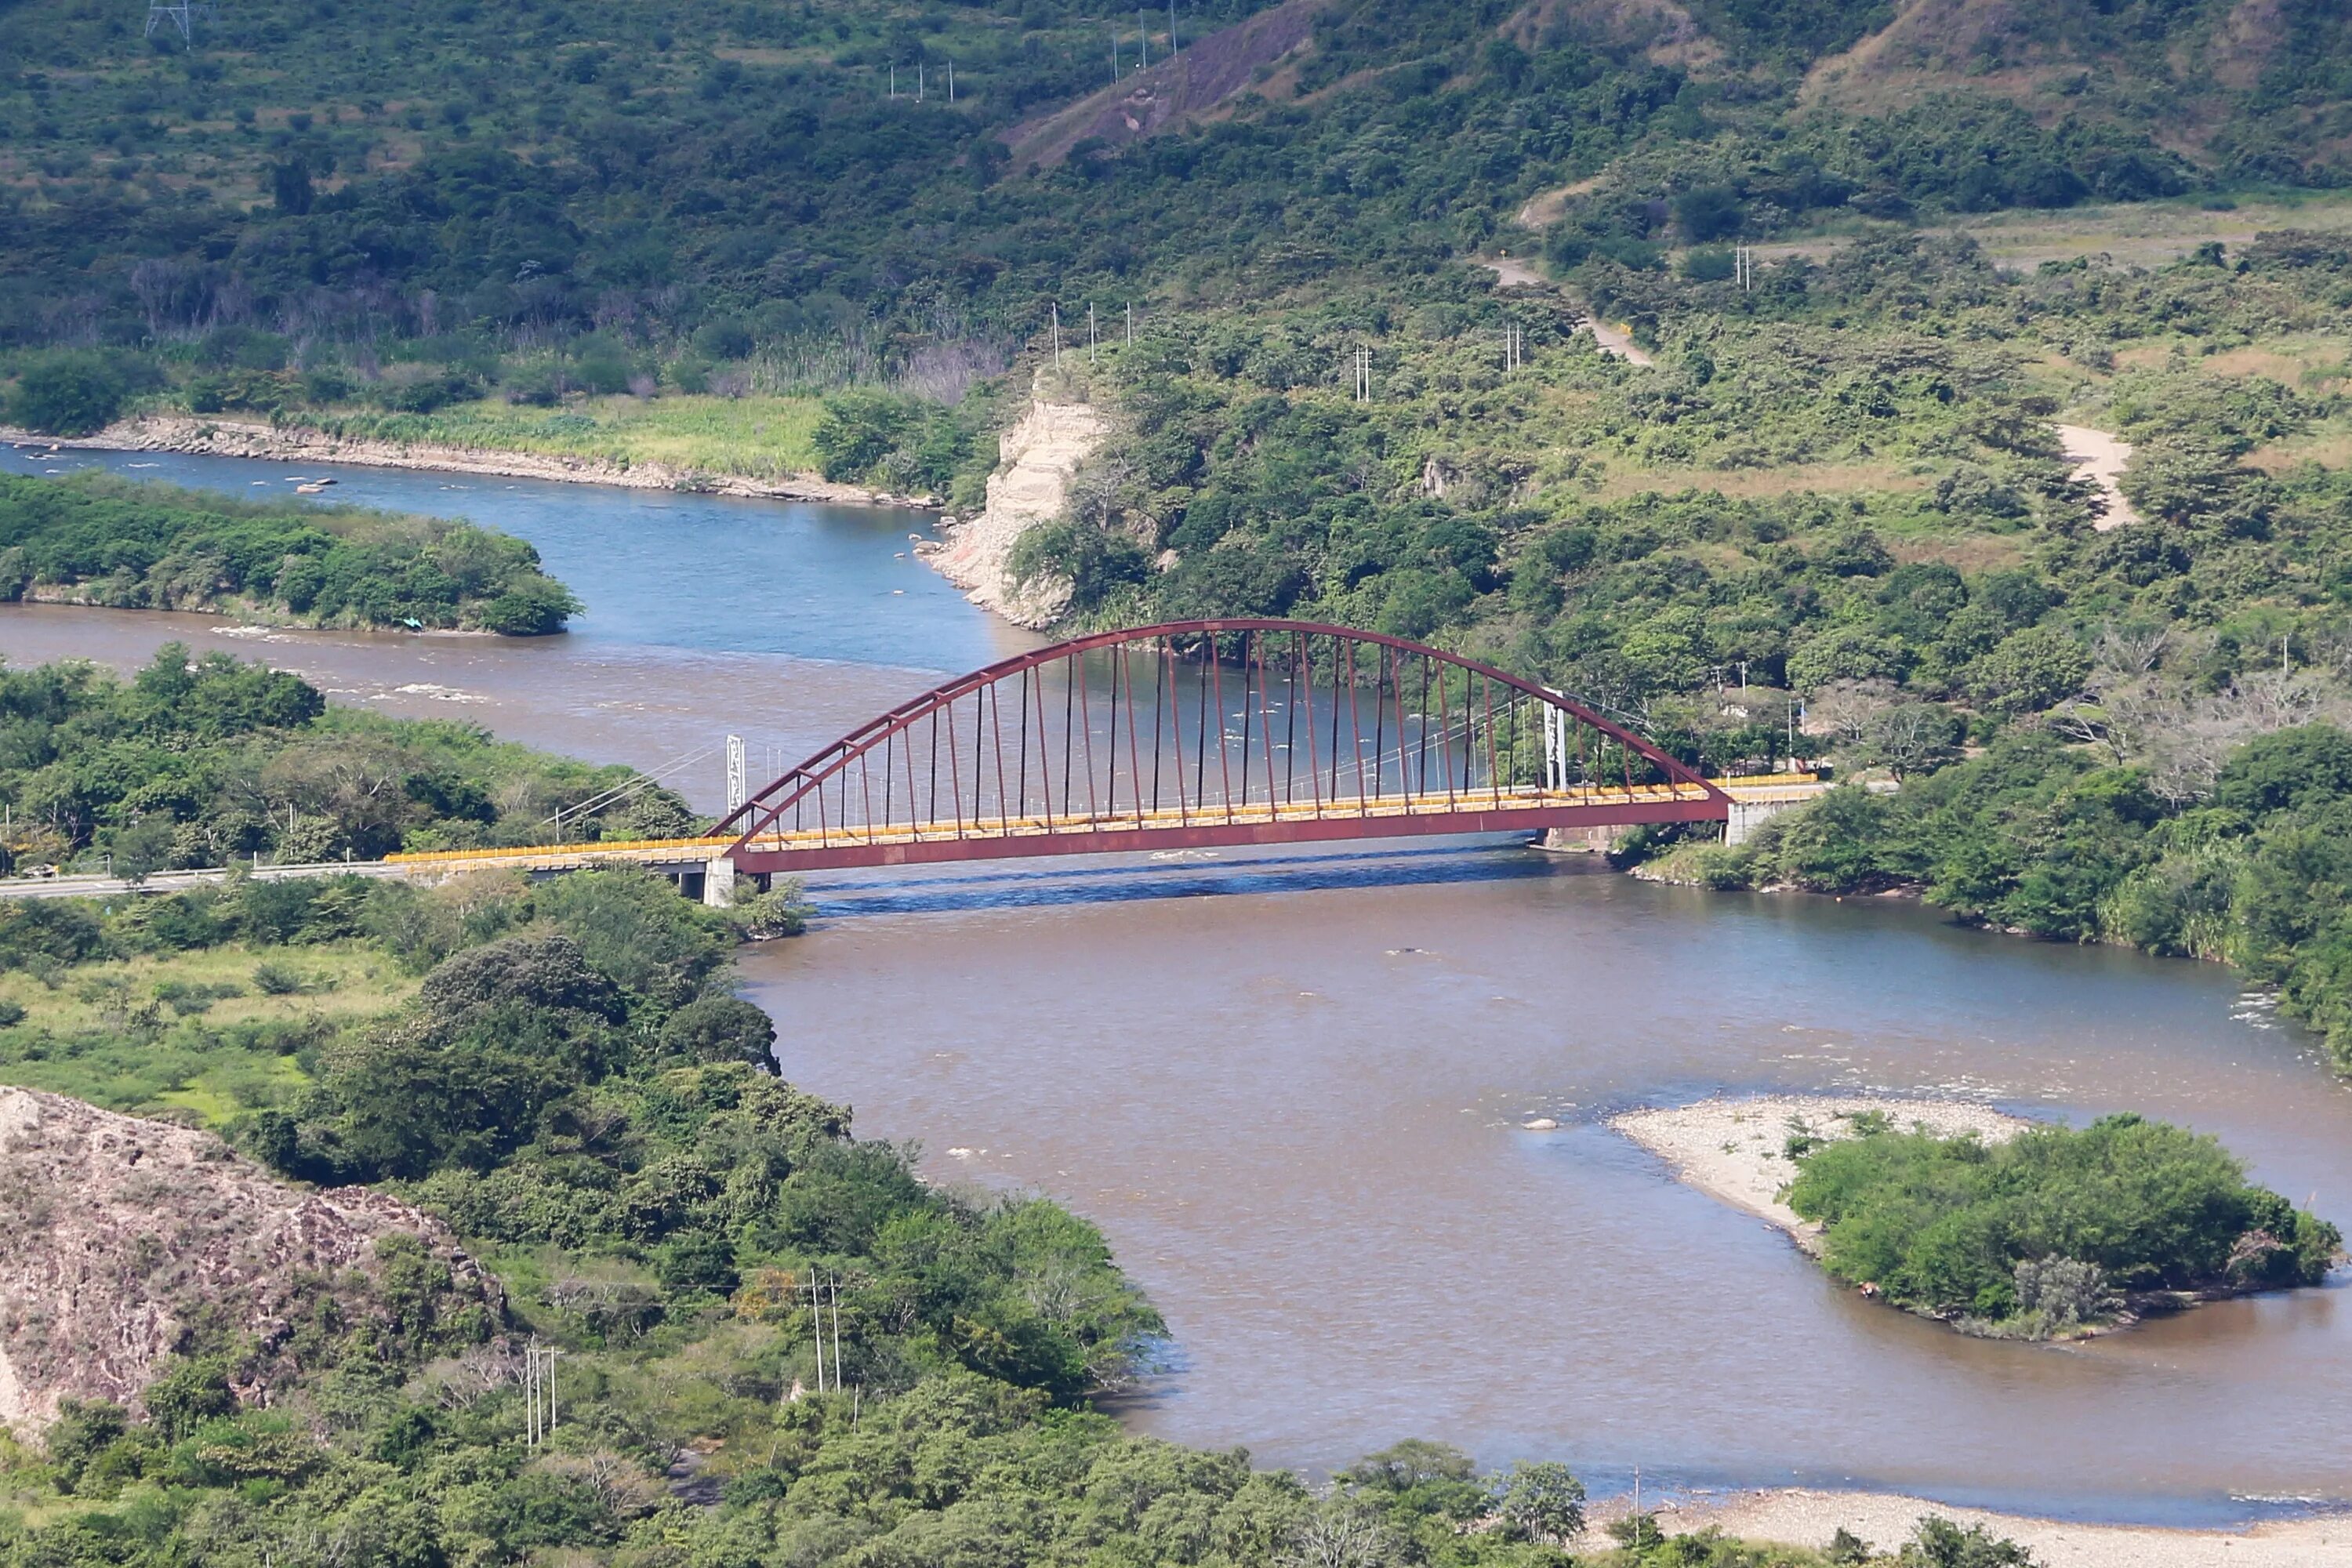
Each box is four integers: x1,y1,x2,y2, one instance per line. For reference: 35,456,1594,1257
923,396,1108,628
0,1087,495,1435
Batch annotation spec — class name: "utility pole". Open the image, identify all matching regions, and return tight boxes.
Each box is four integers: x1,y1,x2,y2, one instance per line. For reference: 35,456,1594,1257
1354,347,1371,403
917,61,924,102
522,1338,560,1446
808,1269,826,1393
948,60,954,103
829,1276,844,1392
1089,302,1098,364
889,63,896,100
1126,300,1134,347
1171,0,1178,56
1110,31,1118,85
1051,303,1061,366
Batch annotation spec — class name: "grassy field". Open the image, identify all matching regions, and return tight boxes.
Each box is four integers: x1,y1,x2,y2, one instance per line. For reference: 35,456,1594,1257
1748,192,2352,271
0,942,414,1127
327,394,828,481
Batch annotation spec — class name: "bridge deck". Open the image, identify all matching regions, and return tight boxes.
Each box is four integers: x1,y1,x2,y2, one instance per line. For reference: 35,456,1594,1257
378,779,1785,877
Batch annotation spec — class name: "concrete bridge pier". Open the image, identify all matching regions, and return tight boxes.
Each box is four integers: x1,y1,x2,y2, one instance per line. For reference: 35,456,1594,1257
1537,824,1636,854
702,856,736,908
1726,797,1795,846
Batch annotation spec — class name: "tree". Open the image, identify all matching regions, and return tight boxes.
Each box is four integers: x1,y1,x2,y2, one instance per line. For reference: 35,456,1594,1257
1900,1515,2039,1567
2212,724,2352,816
1488,1461,1586,1546
659,994,778,1072
111,815,177,885
476,578,580,636
8,354,126,436
1858,703,1962,780
419,931,623,1022
270,159,315,215
144,1357,236,1441
811,390,916,482
1286,1496,1399,1568
1970,627,2091,715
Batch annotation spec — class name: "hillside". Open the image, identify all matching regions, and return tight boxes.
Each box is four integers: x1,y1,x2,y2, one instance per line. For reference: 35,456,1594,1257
2,0,2341,390
0,1086,494,1433
1802,0,2352,183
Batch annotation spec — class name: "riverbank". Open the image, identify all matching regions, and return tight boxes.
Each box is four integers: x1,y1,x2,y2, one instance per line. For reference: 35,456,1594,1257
1589,1487,2352,1567
1608,1094,2032,1253
3,415,936,510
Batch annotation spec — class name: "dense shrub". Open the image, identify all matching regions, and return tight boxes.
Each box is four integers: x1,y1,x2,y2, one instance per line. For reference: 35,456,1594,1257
6,354,129,435
1786,1114,2339,1330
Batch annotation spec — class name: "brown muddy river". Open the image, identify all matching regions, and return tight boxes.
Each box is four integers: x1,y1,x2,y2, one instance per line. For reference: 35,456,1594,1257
12,447,2350,1525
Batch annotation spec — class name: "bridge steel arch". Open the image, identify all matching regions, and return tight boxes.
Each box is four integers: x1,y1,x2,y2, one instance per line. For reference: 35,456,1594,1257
714,619,1729,874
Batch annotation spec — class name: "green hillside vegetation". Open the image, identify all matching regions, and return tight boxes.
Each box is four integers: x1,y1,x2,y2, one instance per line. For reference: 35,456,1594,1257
0,471,578,632
0,867,2032,1568
1784,1112,2340,1338
0,646,692,875
2,0,2342,438
9,0,2352,1051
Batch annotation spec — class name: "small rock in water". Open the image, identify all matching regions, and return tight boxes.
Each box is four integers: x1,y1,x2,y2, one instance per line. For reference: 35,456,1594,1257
1523,1117,1559,1131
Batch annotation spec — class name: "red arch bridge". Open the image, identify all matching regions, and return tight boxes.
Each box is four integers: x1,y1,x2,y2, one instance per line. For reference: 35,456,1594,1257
388,621,1781,898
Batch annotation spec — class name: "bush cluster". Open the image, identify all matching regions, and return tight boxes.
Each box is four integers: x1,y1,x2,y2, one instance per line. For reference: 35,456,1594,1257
1786,1114,2339,1332
0,472,577,633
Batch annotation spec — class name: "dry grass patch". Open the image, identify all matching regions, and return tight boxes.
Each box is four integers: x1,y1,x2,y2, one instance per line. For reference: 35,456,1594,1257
2201,347,2315,382
1885,533,2032,572
1592,461,1933,502
2247,432,2352,474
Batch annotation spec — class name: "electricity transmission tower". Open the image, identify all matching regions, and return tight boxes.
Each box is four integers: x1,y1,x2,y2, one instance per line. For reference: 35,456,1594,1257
144,0,218,43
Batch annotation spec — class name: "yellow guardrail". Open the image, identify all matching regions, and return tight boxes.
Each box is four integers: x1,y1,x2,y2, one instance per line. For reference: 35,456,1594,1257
385,835,738,866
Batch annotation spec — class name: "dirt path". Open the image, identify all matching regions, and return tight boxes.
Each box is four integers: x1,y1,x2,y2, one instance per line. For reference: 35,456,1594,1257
1478,257,1655,366
1584,313,1656,367
1482,254,1544,288
2055,423,2140,531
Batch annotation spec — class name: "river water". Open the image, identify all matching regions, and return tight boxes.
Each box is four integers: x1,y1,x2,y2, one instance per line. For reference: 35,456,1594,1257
9,445,2350,1524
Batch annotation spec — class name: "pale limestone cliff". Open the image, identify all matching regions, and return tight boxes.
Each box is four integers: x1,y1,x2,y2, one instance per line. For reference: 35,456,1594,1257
0,1087,495,1434
924,397,1108,628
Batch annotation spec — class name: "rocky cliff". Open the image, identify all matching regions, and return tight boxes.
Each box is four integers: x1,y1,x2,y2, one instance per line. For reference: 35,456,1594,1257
924,396,1108,629
0,1088,495,1435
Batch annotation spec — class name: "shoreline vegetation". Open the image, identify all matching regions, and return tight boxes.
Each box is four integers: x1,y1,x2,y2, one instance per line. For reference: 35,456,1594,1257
0,648,734,877
1613,1488,2352,1568
4,411,939,510
1612,1095,2341,1339
0,880,2343,1563
0,467,579,637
